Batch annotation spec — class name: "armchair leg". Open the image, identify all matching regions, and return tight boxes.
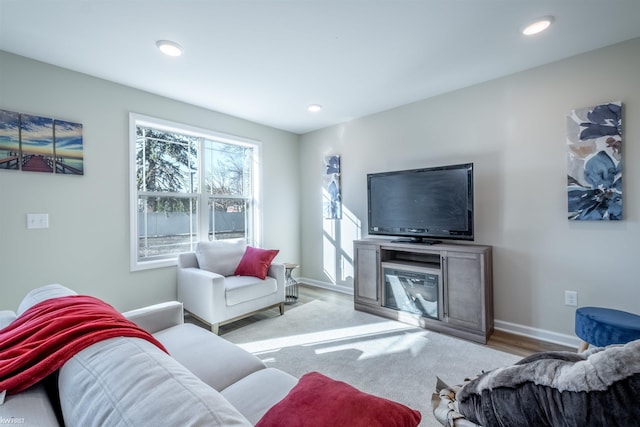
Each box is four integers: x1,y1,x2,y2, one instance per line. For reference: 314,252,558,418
578,341,589,352
211,323,219,335
279,302,285,316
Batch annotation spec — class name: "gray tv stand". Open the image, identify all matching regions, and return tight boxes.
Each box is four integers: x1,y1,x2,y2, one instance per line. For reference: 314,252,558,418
353,238,493,344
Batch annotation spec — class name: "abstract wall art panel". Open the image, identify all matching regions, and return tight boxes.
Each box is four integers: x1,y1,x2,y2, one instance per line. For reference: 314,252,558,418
567,101,622,220
323,154,341,219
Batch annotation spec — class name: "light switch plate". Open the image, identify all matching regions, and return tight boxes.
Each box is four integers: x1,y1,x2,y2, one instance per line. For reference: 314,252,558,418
27,213,49,229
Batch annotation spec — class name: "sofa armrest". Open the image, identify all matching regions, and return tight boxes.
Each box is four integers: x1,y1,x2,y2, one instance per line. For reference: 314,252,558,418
177,267,226,323
122,301,184,334
17,283,78,316
268,263,285,295
0,310,17,329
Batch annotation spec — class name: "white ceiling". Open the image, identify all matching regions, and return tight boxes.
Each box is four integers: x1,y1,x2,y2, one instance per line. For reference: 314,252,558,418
2,1,640,134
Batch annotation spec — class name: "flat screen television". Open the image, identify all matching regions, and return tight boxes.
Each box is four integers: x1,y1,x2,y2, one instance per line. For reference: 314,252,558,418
367,163,474,244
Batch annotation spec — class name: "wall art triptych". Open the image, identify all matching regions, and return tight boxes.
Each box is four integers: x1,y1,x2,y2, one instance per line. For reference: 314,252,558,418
567,101,622,220
0,108,84,175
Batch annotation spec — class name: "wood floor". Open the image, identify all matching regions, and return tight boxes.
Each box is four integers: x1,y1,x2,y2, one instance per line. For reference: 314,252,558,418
198,284,575,357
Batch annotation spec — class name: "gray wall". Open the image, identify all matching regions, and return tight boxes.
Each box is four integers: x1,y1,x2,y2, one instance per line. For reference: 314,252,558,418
3,38,639,344
299,38,640,344
0,51,300,311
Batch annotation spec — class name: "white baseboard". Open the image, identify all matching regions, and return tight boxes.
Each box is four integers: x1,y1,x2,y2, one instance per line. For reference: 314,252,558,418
298,277,353,295
299,280,581,349
494,319,582,349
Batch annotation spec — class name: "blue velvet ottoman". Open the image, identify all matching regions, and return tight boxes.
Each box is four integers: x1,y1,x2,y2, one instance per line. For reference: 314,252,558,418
575,306,640,351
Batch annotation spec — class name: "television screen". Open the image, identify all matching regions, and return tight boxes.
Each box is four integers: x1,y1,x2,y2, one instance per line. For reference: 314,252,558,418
367,163,474,243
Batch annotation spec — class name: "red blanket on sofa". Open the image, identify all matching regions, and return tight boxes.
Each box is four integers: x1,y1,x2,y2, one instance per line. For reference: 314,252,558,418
0,295,167,395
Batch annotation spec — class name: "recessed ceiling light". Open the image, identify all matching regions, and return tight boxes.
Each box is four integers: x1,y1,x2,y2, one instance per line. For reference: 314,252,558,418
156,40,183,57
308,104,323,112
522,16,554,36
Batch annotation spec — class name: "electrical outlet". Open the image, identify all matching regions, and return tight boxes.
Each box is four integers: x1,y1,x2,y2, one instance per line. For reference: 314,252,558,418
564,290,578,306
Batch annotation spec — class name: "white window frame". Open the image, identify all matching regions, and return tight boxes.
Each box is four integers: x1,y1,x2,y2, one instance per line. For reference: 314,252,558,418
129,113,263,271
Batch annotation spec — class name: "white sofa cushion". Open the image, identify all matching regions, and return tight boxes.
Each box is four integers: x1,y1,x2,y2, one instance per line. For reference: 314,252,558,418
153,323,265,391
123,301,185,334
59,337,251,427
222,368,298,425
195,239,246,277
225,276,278,306
0,383,60,427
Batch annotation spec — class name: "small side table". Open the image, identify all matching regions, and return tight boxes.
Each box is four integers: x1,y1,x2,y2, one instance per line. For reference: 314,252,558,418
284,263,299,305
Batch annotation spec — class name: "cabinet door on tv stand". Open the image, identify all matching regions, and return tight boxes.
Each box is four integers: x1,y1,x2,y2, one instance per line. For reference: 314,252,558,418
354,242,380,306
443,251,485,332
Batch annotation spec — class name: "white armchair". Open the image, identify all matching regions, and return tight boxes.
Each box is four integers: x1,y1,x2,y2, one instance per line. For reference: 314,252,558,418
177,239,285,334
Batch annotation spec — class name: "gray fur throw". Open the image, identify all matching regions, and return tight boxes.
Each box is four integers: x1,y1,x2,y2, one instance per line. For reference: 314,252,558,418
454,339,640,427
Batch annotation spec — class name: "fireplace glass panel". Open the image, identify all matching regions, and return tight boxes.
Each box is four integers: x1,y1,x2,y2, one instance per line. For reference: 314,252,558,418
383,267,440,319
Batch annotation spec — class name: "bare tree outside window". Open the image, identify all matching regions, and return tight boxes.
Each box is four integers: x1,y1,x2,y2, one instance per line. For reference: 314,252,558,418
131,116,258,267
204,141,253,240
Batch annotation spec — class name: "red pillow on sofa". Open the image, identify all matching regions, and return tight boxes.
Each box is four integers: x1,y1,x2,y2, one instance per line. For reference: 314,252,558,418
234,246,279,279
256,372,421,427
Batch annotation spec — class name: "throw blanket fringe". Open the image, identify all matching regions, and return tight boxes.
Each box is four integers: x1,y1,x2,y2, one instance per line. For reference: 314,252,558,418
0,295,168,395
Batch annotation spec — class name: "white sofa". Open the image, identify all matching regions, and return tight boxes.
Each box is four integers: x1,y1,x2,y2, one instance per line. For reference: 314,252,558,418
0,284,297,426
177,239,285,334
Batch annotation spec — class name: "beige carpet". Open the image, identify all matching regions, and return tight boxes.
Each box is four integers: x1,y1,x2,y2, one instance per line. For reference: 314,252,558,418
224,300,520,427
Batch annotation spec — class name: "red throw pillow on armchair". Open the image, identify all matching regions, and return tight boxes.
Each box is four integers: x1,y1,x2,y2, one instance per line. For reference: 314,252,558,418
256,372,421,427
234,246,279,279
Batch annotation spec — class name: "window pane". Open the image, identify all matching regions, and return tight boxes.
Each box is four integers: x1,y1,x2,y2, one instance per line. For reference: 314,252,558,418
138,196,198,260
130,113,260,270
208,198,249,241
136,127,199,193
204,140,252,196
